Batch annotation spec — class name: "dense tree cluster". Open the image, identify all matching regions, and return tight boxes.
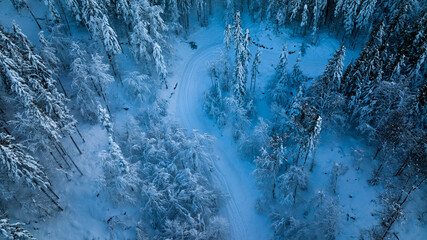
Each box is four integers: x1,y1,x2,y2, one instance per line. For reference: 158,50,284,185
1,0,425,239
203,2,425,239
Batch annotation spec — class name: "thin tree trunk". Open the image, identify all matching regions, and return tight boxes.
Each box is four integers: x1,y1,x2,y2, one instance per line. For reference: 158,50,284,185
75,127,85,143
309,149,317,172
2,126,11,135
58,142,83,176
50,151,63,169
69,135,82,154
24,3,42,30
40,188,63,211
293,185,298,205
54,144,71,168
394,156,409,176
56,78,68,97
47,185,60,199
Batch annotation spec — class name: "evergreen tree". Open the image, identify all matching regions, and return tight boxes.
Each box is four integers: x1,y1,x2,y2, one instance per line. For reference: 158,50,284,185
0,133,50,191
356,0,378,30
278,165,308,205
223,24,233,53
0,217,35,240
310,191,340,240
312,44,346,114
98,106,139,203
38,31,61,76
250,48,262,92
153,42,168,88
300,4,308,35
270,44,291,106
253,136,286,199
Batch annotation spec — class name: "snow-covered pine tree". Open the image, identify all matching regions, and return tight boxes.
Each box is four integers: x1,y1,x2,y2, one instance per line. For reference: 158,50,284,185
0,132,63,211
250,48,262,92
304,115,322,171
38,31,61,76
356,0,377,31
253,136,286,199
224,24,233,53
267,0,288,27
100,15,122,56
123,72,157,105
278,165,308,205
234,59,246,103
0,133,50,190
276,43,288,82
80,0,122,76
0,26,77,155
289,0,302,21
232,12,245,102
204,77,226,126
300,4,308,35
233,10,243,60
129,0,169,88
343,0,361,37
310,191,340,240
226,97,250,140
114,0,132,24
65,0,82,22
270,43,292,107
311,0,320,43
242,28,252,74
0,217,36,240
153,42,168,88
130,6,152,63
178,0,192,30
12,23,77,136
224,0,235,24
43,0,61,25
98,105,139,203
222,24,233,91
312,44,346,115
291,51,304,87
163,0,181,33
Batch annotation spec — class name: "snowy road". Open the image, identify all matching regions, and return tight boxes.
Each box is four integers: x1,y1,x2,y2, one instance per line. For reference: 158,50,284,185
171,42,272,240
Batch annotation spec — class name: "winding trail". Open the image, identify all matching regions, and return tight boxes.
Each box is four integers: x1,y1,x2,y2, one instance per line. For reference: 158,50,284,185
170,42,272,240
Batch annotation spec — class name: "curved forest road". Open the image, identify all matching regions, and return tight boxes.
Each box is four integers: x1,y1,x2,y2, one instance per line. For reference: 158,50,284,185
171,43,272,240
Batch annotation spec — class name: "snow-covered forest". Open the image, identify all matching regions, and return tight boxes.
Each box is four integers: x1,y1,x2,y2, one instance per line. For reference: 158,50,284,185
0,0,425,239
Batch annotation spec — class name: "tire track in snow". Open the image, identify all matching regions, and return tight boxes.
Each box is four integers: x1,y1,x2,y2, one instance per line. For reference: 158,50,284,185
175,43,247,240
173,42,272,240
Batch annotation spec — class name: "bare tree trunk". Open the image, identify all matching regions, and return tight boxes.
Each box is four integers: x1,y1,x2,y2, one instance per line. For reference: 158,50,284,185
75,127,85,143
54,144,71,168
394,156,409,177
57,78,68,97
69,135,82,154
96,78,112,115
293,185,298,205
24,3,42,30
47,185,60,199
50,151,63,169
58,142,83,176
41,188,63,211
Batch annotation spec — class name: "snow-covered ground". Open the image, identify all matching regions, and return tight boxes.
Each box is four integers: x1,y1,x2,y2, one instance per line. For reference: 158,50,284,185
167,19,273,239
1,1,425,239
